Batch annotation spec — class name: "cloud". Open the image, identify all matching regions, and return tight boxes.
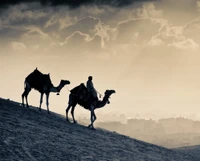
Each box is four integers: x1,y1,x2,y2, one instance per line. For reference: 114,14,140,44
0,0,157,9
115,18,161,45
46,30,102,55
46,15,75,30
167,38,199,49
148,37,165,46
1,0,200,57
0,1,163,53
11,41,27,51
133,3,163,18
23,26,49,38
197,1,200,11
0,3,47,27
93,21,116,48
62,31,94,43
59,16,100,40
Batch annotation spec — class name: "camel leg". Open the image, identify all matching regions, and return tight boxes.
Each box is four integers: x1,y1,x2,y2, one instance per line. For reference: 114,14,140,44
88,110,95,129
93,112,97,123
22,91,26,107
66,104,72,122
39,93,44,111
46,93,50,114
22,92,25,107
88,105,96,129
22,85,31,108
71,104,77,124
89,111,96,129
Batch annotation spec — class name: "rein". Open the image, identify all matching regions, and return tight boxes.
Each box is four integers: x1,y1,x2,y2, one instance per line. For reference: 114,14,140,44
96,90,102,98
66,86,71,92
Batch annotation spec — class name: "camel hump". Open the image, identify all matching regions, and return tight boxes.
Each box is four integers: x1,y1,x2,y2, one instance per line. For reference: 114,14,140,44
32,67,42,74
34,67,38,72
25,68,53,92
70,83,86,94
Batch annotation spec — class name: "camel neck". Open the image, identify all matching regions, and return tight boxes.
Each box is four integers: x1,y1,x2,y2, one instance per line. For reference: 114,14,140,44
95,95,109,109
50,81,63,93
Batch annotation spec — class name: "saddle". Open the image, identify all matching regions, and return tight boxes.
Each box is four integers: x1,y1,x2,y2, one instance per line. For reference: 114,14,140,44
71,83,98,107
78,92,98,107
78,92,91,102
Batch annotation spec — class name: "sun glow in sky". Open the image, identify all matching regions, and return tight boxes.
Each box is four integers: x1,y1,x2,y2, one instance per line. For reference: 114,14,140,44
1,0,200,121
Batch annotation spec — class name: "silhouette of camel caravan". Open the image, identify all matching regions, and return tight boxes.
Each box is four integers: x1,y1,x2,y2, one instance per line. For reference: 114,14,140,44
66,83,116,129
22,68,70,114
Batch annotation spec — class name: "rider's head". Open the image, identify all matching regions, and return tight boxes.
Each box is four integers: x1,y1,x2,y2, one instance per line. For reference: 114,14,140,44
88,76,93,81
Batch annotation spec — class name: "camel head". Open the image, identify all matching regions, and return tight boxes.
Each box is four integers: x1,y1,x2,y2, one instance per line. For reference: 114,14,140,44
60,80,71,86
59,80,71,90
104,90,116,104
56,80,70,95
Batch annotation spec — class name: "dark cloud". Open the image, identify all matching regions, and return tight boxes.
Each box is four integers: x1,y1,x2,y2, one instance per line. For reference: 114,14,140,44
116,19,160,45
0,0,158,8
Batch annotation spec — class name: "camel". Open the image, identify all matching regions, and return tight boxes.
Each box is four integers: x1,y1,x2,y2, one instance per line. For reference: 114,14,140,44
22,68,70,113
66,83,116,129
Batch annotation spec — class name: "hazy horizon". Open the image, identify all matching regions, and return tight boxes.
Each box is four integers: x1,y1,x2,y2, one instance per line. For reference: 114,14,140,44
1,0,200,121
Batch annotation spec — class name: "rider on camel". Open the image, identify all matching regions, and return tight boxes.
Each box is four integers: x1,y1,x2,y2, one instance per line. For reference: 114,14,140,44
86,76,98,103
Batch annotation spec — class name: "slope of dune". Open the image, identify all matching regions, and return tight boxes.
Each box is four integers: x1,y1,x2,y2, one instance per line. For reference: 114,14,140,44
0,97,199,161
174,145,200,160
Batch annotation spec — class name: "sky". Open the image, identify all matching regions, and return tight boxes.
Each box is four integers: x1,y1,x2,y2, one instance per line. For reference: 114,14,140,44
1,0,200,121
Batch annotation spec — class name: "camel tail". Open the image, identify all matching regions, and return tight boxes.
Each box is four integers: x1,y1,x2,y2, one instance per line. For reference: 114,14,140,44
68,94,71,104
23,81,26,89
68,94,75,105
24,80,28,89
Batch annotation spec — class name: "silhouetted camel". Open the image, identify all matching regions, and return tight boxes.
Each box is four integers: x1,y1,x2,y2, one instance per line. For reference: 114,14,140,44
66,83,115,129
22,68,70,113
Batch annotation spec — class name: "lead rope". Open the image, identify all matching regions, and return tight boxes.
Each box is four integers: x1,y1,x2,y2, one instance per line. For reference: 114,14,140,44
66,86,75,95
66,86,71,92
96,90,102,99
66,86,79,96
